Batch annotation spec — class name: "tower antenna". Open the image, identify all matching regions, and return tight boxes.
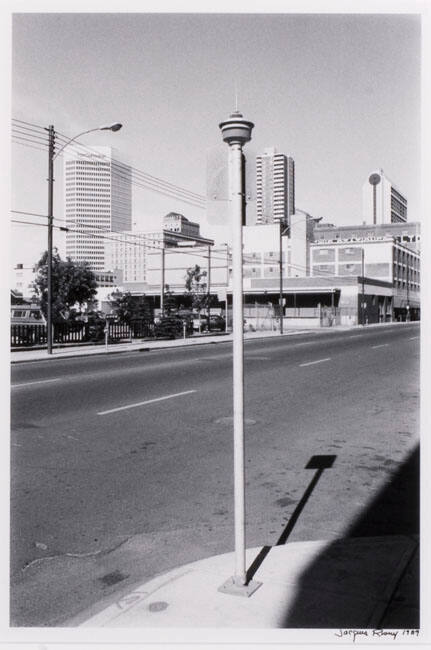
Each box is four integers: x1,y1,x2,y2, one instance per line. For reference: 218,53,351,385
235,82,238,112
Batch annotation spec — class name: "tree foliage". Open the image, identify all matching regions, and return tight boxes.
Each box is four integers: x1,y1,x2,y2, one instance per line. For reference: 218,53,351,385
32,249,97,323
184,265,208,313
163,285,177,316
108,291,153,324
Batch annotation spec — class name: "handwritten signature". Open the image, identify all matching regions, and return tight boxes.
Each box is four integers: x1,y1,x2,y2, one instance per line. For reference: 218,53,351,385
335,629,401,642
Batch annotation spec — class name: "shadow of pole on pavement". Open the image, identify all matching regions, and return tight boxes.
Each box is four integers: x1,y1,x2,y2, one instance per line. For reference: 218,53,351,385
280,444,420,629
246,454,337,584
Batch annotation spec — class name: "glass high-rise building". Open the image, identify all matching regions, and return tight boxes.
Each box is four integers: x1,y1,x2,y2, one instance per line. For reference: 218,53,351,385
64,146,132,272
256,147,295,226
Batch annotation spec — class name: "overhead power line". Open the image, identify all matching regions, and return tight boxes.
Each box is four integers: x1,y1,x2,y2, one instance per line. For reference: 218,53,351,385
12,132,206,209
55,130,205,200
12,119,205,201
11,118,46,132
11,209,50,219
54,131,206,205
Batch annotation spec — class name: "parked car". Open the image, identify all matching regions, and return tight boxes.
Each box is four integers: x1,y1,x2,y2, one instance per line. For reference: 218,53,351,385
155,315,192,339
191,312,208,332
208,315,226,331
11,305,46,324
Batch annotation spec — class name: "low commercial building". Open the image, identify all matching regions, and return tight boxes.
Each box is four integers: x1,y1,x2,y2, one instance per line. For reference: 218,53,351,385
111,215,420,328
310,236,420,322
313,221,421,253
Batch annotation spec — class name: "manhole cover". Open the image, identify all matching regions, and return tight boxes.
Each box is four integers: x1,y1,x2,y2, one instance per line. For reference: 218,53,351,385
148,601,169,612
99,570,128,586
215,417,256,425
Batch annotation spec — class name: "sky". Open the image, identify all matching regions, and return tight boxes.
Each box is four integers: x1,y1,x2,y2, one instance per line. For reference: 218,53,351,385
10,10,422,269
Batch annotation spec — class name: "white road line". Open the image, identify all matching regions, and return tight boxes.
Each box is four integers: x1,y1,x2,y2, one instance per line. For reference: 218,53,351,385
12,378,59,388
98,390,197,416
299,358,331,367
409,336,419,340
371,344,389,349
348,335,362,339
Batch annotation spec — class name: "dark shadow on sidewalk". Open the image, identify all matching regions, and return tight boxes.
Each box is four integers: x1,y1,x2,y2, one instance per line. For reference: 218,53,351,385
280,444,420,628
246,454,336,583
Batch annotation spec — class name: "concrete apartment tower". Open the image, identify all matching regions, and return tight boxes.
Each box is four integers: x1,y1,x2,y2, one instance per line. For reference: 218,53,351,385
256,147,295,226
64,146,132,272
362,168,407,225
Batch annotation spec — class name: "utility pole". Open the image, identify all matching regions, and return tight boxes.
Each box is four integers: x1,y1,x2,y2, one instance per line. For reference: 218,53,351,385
218,110,261,597
161,247,165,315
406,256,410,321
46,125,55,354
207,245,211,329
44,121,122,353
361,247,365,326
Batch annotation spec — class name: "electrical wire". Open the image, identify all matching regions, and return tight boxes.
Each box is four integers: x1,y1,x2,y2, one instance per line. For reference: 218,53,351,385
11,210,51,219
11,219,66,230
55,131,206,200
12,123,206,207
12,136,205,208
11,140,48,155
12,135,49,148
11,205,347,273
11,121,205,204
12,128,49,143
54,132,206,205
12,216,372,283
11,118,47,132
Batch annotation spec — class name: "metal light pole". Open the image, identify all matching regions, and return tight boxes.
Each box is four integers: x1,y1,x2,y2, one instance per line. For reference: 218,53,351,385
45,122,122,354
218,111,261,597
46,125,55,354
161,247,165,314
279,218,284,334
406,257,410,321
207,245,211,329
361,247,365,326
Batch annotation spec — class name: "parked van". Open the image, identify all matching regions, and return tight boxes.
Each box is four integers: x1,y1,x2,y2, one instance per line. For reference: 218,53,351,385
11,305,46,325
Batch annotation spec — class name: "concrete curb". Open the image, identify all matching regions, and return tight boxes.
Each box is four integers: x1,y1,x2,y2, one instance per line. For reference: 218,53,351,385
10,321,418,364
76,535,418,628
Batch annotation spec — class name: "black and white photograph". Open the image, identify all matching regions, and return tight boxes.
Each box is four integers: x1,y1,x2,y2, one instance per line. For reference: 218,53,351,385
3,2,430,647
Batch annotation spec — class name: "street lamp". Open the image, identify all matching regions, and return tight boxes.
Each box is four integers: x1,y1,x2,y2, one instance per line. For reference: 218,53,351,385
279,218,289,334
361,247,366,326
218,110,261,598
45,122,122,354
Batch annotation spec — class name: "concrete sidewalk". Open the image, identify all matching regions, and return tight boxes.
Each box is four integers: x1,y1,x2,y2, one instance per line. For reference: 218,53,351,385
76,535,419,628
10,328,313,363
10,321,416,364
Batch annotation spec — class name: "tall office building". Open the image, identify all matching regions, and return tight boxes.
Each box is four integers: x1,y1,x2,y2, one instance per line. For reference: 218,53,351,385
362,168,407,225
256,147,295,226
64,146,132,272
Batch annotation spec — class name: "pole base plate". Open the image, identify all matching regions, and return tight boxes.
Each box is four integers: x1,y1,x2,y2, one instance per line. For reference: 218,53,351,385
218,576,262,598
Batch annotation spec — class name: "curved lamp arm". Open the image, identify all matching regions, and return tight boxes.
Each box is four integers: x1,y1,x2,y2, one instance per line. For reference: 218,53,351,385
53,122,122,160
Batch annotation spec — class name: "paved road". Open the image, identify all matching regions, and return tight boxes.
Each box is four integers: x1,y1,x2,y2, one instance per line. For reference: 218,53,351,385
10,324,420,626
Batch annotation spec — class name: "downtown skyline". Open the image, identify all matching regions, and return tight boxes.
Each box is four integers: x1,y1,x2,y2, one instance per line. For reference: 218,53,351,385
11,11,421,270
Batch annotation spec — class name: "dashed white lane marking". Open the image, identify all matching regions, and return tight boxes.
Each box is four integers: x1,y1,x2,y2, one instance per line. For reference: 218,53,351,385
98,390,197,416
371,344,389,349
348,335,362,339
408,336,419,340
12,378,59,388
299,358,331,367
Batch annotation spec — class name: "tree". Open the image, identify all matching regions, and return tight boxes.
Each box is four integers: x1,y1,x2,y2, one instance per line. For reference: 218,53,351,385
163,285,177,316
184,265,208,314
32,249,97,323
108,291,153,324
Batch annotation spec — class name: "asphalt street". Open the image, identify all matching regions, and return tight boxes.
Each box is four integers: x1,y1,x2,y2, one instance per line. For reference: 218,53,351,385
10,324,420,626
